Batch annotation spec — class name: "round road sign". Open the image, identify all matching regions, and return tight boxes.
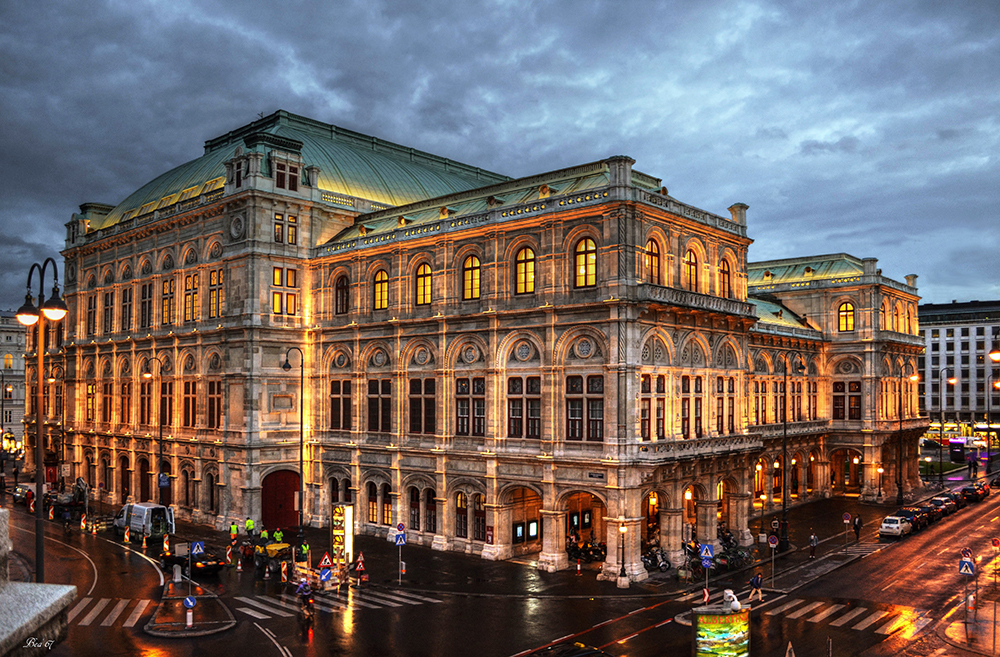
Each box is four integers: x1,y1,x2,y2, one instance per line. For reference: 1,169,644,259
183,596,197,609
992,538,1000,548
770,518,780,530
962,547,973,558
843,513,852,523
397,523,405,532
767,535,779,548
701,558,713,569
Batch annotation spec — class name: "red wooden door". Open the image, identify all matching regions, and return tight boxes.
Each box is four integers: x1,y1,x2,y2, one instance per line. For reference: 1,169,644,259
262,470,300,531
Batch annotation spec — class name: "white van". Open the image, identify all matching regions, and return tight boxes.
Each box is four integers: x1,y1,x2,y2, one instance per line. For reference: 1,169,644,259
113,503,175,537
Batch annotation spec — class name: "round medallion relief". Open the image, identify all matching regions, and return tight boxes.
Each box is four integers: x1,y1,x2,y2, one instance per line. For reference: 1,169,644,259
230,216,245,239
515,342,532,361
415,348,429,365
462,346,479,364
373,350,387,367
335,353,348,368
575,338,592,358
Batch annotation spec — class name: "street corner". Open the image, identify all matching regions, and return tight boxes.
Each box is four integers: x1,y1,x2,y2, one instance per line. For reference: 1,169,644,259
144,581,237,638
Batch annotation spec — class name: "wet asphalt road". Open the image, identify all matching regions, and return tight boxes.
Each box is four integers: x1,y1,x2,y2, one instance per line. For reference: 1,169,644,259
6,479,997,657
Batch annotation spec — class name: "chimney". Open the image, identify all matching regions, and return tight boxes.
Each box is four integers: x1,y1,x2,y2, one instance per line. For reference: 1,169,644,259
905,274,918,288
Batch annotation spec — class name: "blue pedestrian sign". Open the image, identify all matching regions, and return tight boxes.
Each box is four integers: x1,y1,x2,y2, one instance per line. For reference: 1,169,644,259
701,557,713,569
183,596,197,609
395,532,407,546
699,544,714,559
191,541,204,555
320,568,332,582
959,559,976,576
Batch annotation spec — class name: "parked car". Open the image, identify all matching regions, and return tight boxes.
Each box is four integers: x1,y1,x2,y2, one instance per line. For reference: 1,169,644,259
961,486,986,502
879,516,913,538
918,504,944,523
160,546,225,577
942,490,968,509
974,480,991,497
11,484,31,505
896,506,930,530
529,642,614,657
929,496,958,515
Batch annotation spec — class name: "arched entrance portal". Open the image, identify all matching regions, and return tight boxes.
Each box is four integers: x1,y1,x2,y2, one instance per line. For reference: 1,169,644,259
565,492,606,547
118,455,130,504
138,458,150,502
829,448,864,495
262,470,300,530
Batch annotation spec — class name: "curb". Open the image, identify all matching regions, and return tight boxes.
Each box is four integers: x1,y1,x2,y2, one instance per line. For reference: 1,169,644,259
143,579,237,638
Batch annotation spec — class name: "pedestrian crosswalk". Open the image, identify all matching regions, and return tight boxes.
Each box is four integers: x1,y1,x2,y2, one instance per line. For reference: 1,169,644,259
66,598,152,628
842,542,885,557
233,587,444,620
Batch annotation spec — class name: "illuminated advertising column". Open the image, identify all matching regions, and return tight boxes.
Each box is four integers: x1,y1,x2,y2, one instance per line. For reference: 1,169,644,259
693,598,750,657
330,503,355,567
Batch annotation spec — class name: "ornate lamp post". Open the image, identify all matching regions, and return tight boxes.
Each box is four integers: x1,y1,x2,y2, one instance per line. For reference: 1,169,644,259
142,356,167,505
282,347,305,554
876,466,883,500
938,367,956,487
46,365,65,492
780,353,804,552
617,517,628,588
1,431,22,505
16,256,68,584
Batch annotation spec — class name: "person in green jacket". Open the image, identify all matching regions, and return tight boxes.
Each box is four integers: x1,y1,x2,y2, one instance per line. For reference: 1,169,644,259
230,521,238,540
273,528,284,543
260,528,269,541
245,517,255,536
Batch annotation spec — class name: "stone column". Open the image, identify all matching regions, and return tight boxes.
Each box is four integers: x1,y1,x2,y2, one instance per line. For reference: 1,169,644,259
695,500,718,550
729,493,753,546
431,495,449,551
796,461,808,499
663,507,685,566
537,509,568,572
816,459,832,497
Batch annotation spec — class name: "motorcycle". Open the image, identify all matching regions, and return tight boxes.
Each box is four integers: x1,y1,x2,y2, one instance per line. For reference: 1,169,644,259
566,539,591,563
583,537,607,562
298,594,315,629
641,547,671,572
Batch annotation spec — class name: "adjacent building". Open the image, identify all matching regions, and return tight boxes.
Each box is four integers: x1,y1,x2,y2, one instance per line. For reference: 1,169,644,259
28,110,928,580
0,311,27,476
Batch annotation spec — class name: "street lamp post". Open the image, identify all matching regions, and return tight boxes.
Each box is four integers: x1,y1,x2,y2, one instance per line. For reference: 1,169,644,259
876,466,883,500
142,356,167,506
939,368,956,488
617,517,628,588
780,353,804,552
16,257,68,584
282,347,305,555
46,365,65,493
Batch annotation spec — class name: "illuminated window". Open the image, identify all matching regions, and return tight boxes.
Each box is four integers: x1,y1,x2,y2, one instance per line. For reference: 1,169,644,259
367,482,378,523
286,269,297,288
515,247,535,294
287,215,297,245
329,380,351,430
415,263,432,305
644,239,660,284
683,250,698,292
373,270,388,310
381,483,391,525
719,260,731,298
272,292,283,314
183,274,199,323
335,276,350,315
161,278,175,326
574,238,596,288
208,269,223,318
120,286,133,331
273,214,284,243
462,256,481,300
273,267,283,286
285,293,297,315
838,302,855,332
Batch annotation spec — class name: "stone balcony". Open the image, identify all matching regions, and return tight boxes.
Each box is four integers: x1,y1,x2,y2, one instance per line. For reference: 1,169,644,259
636,284,756,318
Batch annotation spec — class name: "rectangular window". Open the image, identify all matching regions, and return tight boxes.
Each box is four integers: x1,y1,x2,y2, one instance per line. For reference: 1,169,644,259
208,269,223,318
456,377,485,436
86,296,97,336
183,274,199,322
183,381,196,427
140,381,151,425
274,213,284,242
507,376,541,439
367,379,391,432
286,269,297,288
848,381,862,420
101,382,112,423
276,163,286,189
120,286,133,332
329,380,352,430
103,291,114,333
207,380,223,429
286,293,297,315
139,283,153,329
161,381,174,429
272,291,283,314
567,375,604,441
161,278,175,325
716,396,724,434
120,382,132,424
408,378,436,434
287,215,297,245
86,383,96,422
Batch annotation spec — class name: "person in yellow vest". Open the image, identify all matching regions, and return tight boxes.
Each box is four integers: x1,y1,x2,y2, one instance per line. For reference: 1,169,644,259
273,528,284,543
299,539,310,562
260,528,269,541
230,521,238,541
245,517,255,537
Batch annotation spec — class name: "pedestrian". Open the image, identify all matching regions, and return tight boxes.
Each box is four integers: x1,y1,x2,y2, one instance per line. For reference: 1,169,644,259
748,571,763,602
809,530,818,559
230,520,238,541
299,539,310,563
273,527,284,543
853,514,862,541
245,517,255,537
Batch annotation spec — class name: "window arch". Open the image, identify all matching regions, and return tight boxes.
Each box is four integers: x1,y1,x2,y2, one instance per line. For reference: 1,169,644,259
683,250,698,291
373,270,388,310
879,303,887,330
205,471,217,514
515,247,535,294
644,239,660,284
367,482,378,523
415,264,432,305
456,492,468,538
574,238,596,288
3,354,11,369
838,302,856,332
893,305,901,332
462,256,481,300
719,260,732,298
335,275,350,315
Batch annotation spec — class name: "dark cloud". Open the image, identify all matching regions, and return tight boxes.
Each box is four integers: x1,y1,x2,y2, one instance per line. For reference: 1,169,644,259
1,0,998,308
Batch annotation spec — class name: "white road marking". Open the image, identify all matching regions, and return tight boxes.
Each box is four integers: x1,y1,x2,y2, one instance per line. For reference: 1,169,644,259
123,600,150,627
786,601,824,619
852,609,889,631
808,604,845,623
830,607,868,627
79,598,111,626
67,597,92,623
100,599,130,626
765,599,806,616
253,621,292,657
234,596,293,617
379,588,444,604
238,607,272,619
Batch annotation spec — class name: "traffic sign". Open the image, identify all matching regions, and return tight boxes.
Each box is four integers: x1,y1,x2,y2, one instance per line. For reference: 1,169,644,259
356,551,364,563
699,544,714,559
395,533,407,546
962,547,973,559
843,513,852,524
320,568,332,582
397,523,405,532
702,588,710,604
701,558,713,569
960,559,976,576
771,518,780,531
191,541,204,555
183,596,197,609
768,535,779,549
158,473,169,489
318,552,334,568
993,538,1000,548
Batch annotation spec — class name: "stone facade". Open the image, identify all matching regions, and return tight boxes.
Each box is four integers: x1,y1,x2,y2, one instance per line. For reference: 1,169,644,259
31,111,928,582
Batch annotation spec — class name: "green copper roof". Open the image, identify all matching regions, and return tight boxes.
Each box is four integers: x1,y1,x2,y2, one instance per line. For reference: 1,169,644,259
747,253,864,286
91,111,510,230
747,296,811,329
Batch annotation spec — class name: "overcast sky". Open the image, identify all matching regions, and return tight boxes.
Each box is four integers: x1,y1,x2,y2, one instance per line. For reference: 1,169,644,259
1,0,997,312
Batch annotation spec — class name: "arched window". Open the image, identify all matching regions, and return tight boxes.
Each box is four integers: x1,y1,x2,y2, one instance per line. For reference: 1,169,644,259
380,482,392,525
424,489,437,533
3,354,12,369
415,264,432,305
515,248,535,295
719,260,732,298
462,256,481,300
367,482,378,523
879,303,887,330
335,276,350,315
906,309,913,334
893,305,901,332
574,238,596,288
373,270,388,310
473,493,486,541
644,240,660,284
205,472,216,513
409,487,421,530
683,250,698,291
181,470,191,506
838,302,856,332
456,492,468,538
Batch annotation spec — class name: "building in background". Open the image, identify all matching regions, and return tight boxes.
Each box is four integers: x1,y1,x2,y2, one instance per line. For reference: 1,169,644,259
0,311,27,475
917,299,1000,445
40,110,928,580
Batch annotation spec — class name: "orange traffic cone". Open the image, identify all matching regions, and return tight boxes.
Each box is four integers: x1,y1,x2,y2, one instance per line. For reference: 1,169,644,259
142,534,147,549
91,521,97,535
237,558,243,573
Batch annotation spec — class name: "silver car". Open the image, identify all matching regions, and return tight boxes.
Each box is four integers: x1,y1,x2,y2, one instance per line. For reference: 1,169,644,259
878,516,912,538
